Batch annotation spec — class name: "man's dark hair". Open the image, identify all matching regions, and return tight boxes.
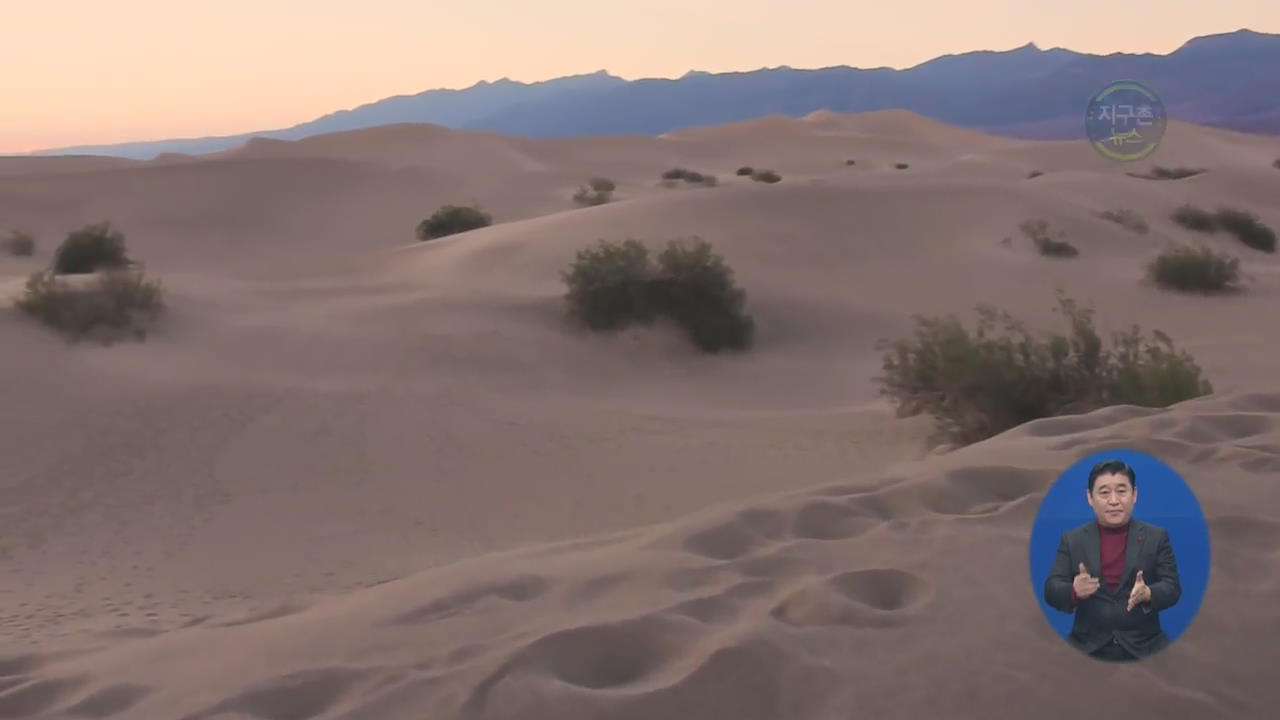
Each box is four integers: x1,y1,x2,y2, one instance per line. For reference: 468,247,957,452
1088,459,1137,492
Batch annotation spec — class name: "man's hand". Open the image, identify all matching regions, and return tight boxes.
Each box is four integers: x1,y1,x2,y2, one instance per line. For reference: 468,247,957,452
1073,562,1100,600
1128,570,1152,611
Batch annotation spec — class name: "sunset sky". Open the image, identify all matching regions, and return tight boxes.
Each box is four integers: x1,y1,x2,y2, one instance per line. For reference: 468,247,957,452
4,0,1278,153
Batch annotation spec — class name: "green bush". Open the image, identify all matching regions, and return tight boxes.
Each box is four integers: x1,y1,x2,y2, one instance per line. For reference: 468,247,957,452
561,237,754,353
560,239,655,331
416,204,492,241
1171,204,1217,233
1020,219,1079,258
52,222,131,274
647,239,754,352
2,230,35,256
1027,170,1044,179
15,268,164,342
736,166,754,176
1213,207,1276,253
1147,244,1243,293
660,168,716,186
750,169,781,184
1128,166,1207,180
573,183,614,206
1097,208,1149,234
894,163,910,170
875,292,1213,445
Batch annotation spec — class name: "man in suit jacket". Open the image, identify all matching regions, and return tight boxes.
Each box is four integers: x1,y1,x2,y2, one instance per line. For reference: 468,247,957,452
1044,459,1182,661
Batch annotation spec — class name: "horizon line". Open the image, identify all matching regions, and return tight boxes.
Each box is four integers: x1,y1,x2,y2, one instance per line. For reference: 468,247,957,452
17,25,1276,156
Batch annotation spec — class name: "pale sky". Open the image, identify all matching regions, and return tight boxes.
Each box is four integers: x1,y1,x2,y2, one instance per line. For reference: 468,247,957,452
4,0,1277,153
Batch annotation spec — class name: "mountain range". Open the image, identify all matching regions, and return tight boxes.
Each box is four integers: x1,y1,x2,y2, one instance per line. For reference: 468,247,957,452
26,28,1280,160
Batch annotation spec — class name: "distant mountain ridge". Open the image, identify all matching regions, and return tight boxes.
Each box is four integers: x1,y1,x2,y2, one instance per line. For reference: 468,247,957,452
24,28,1280,160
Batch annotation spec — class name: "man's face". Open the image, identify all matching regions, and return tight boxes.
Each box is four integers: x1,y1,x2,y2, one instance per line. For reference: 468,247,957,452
1087,473,1136,527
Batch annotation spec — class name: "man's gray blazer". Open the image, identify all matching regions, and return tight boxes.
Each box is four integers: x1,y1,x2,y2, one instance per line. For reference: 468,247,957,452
1043,519,1182,658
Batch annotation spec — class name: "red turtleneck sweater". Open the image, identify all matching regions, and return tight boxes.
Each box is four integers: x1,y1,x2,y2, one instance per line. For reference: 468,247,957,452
1071,521,1129,605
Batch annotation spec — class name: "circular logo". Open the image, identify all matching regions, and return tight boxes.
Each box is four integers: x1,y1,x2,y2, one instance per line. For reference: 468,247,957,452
1085,80,1167,162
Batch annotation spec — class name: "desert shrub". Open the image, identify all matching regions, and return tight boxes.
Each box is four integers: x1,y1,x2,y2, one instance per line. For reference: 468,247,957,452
52,222,131,274
1147,244,1243,293
1273,158,1280,170
750,169,781,183
416,204,492,241
894,163,910,170
561,237,754,353
1128,166,1206,180
1027,170,1044,179
588,177,616,193
2,230,35,256
1020,219,1079,258
1171,204,1217,233
1097,208,1149,234
15,268,164,342
736,166,754,176
845,159,857,166
573,183,614,206
647,239,755,352
1213,207,1276,253
561,239,655,331
876,291,1213,445
661,168,716,187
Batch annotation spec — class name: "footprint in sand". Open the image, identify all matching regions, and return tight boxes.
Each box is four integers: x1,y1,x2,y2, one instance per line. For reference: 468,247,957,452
501,614,697,691
1225,392,1280,414
1166,413,1275,445
682,507,795,561
770,568,931,628
666,579,777,624
920,465,1047,516
684,498,886,562
789,499,885,541
732,552,813,580
385,574,549,626
682,520,763,561
564,573,628,606
734,508,789,540
1237,449,1280,475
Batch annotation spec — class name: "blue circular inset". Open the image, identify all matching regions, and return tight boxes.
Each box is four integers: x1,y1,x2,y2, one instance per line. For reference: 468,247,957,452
1029,449,1210,659
1084,80,1168,162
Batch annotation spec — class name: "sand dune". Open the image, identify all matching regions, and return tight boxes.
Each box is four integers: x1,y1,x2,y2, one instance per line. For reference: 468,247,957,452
3,393,1279,719
2,110,1280,718
0,155,141,178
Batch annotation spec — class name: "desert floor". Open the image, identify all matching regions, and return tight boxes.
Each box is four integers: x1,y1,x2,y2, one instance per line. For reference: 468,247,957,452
2,111,1279,718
